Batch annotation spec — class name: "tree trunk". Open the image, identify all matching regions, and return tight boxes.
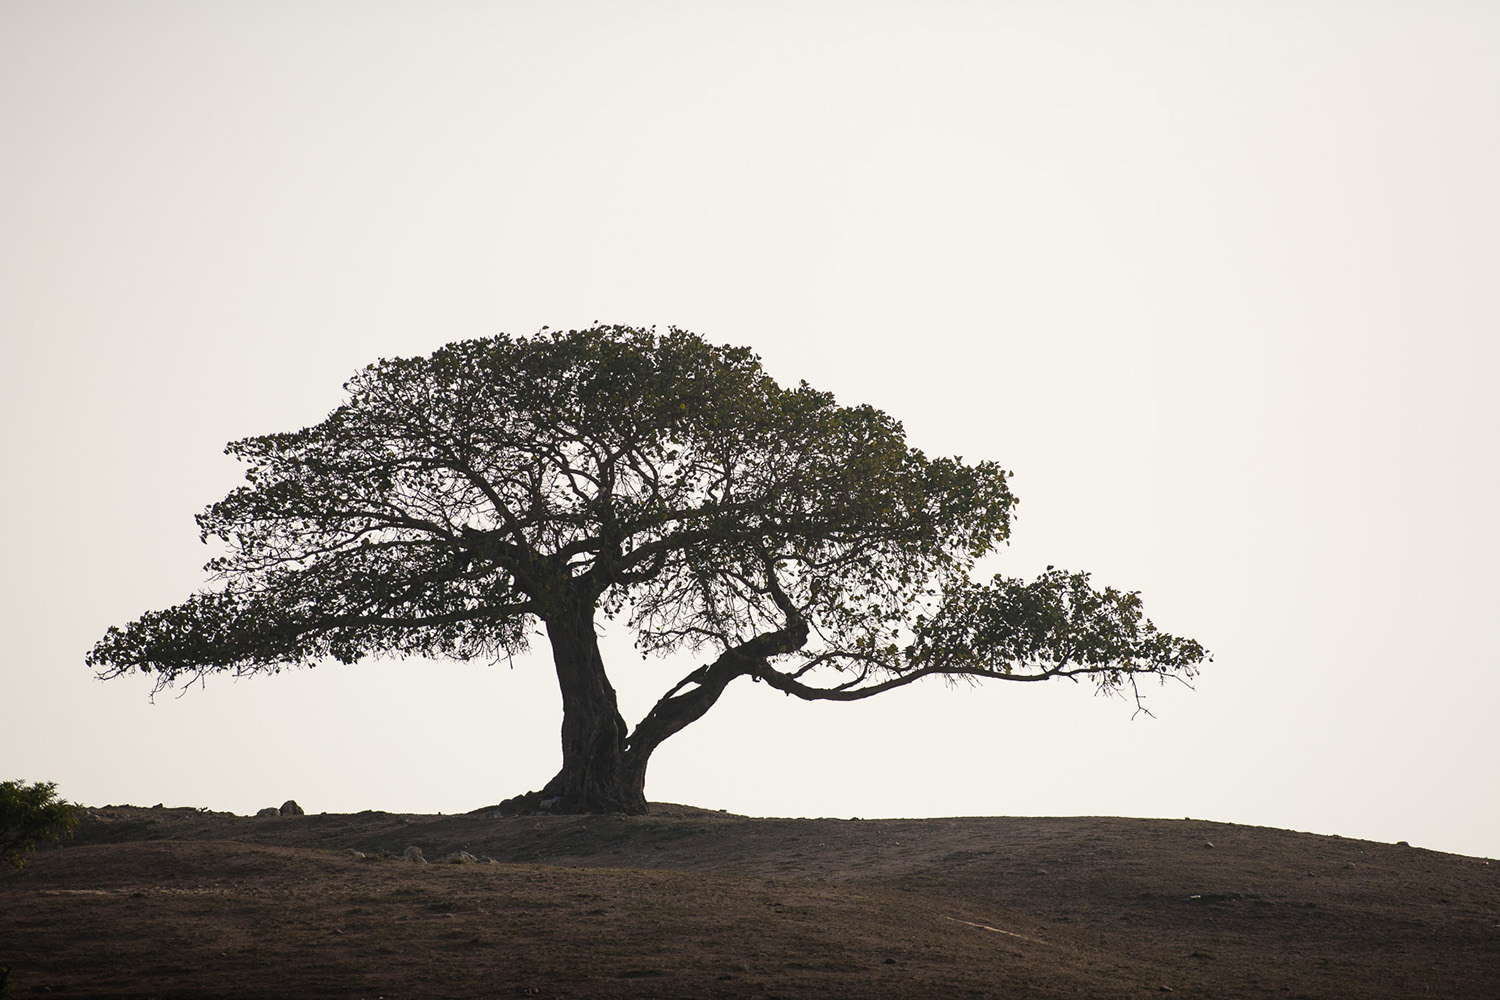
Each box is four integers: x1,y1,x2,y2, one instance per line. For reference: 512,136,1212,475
493,598,809,817
501,608,646,815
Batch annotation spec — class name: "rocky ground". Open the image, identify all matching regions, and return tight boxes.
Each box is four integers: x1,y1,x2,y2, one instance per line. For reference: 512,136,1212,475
2,803,1497,998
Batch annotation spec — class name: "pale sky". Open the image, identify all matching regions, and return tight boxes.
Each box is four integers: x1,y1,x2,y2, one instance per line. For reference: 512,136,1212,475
3,1,1497,858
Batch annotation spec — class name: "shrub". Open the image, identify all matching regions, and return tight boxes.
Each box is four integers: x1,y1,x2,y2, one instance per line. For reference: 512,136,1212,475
1,779,82,869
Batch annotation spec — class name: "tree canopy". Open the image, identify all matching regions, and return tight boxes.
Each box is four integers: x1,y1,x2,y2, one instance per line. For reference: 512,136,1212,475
89,325,1207,813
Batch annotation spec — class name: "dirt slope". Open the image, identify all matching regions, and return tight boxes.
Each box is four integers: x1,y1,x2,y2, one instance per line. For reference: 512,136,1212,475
3,805,1496,998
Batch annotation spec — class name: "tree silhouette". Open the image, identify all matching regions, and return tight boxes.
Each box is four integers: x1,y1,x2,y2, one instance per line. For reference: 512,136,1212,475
88,326,1207,813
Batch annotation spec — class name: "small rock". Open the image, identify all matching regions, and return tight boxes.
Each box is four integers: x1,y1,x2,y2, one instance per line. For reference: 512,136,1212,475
403,846,427,864
1397,840,1411,847
279,799,305,816
256,807,280,817
1204,841,1215,849
345,849,366,860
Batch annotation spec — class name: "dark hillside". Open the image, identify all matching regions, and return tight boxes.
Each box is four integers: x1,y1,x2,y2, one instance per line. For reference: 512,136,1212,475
2,805,1495,998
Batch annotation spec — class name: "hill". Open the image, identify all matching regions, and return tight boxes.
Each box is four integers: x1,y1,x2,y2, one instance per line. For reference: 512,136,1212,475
2,804,1496,998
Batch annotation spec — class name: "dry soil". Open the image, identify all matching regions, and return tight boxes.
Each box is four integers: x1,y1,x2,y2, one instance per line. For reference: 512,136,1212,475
2,804,1497,998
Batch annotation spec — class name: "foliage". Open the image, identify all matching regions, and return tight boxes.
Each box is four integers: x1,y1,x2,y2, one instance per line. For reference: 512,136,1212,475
86,325,1208,810
89,327,1014,681
1,780,81,870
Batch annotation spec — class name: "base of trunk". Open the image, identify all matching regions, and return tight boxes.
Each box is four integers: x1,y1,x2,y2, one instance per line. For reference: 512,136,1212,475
494,769,649,816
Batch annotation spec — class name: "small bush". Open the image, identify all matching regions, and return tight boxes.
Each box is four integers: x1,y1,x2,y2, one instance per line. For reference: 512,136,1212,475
1,779,82,869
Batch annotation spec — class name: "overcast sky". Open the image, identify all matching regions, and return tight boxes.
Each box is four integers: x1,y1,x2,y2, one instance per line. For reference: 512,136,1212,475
4,1,1497,859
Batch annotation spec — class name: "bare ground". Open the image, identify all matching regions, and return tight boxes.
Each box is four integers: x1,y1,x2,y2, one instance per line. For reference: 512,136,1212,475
2,804,1497,998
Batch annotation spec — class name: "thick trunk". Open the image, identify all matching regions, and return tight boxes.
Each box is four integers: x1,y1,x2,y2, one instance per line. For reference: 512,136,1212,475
500,608,646,815
494,586,810,817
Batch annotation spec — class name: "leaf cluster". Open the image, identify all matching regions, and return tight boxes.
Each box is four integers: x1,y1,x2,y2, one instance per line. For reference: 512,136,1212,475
909,567,1209,692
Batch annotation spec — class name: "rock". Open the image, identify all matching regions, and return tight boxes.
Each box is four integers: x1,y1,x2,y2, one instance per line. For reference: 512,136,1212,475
256,807,280,817
279,799,305,816
345,849,366,860
440,851,479,864
403,846,427,864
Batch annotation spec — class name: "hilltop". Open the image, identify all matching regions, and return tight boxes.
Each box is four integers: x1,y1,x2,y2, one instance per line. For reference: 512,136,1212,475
2,804,1496,998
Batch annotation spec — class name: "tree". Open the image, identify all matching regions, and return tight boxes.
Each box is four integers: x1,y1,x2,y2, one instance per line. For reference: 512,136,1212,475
1,780,81,869
88,326,1208,814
